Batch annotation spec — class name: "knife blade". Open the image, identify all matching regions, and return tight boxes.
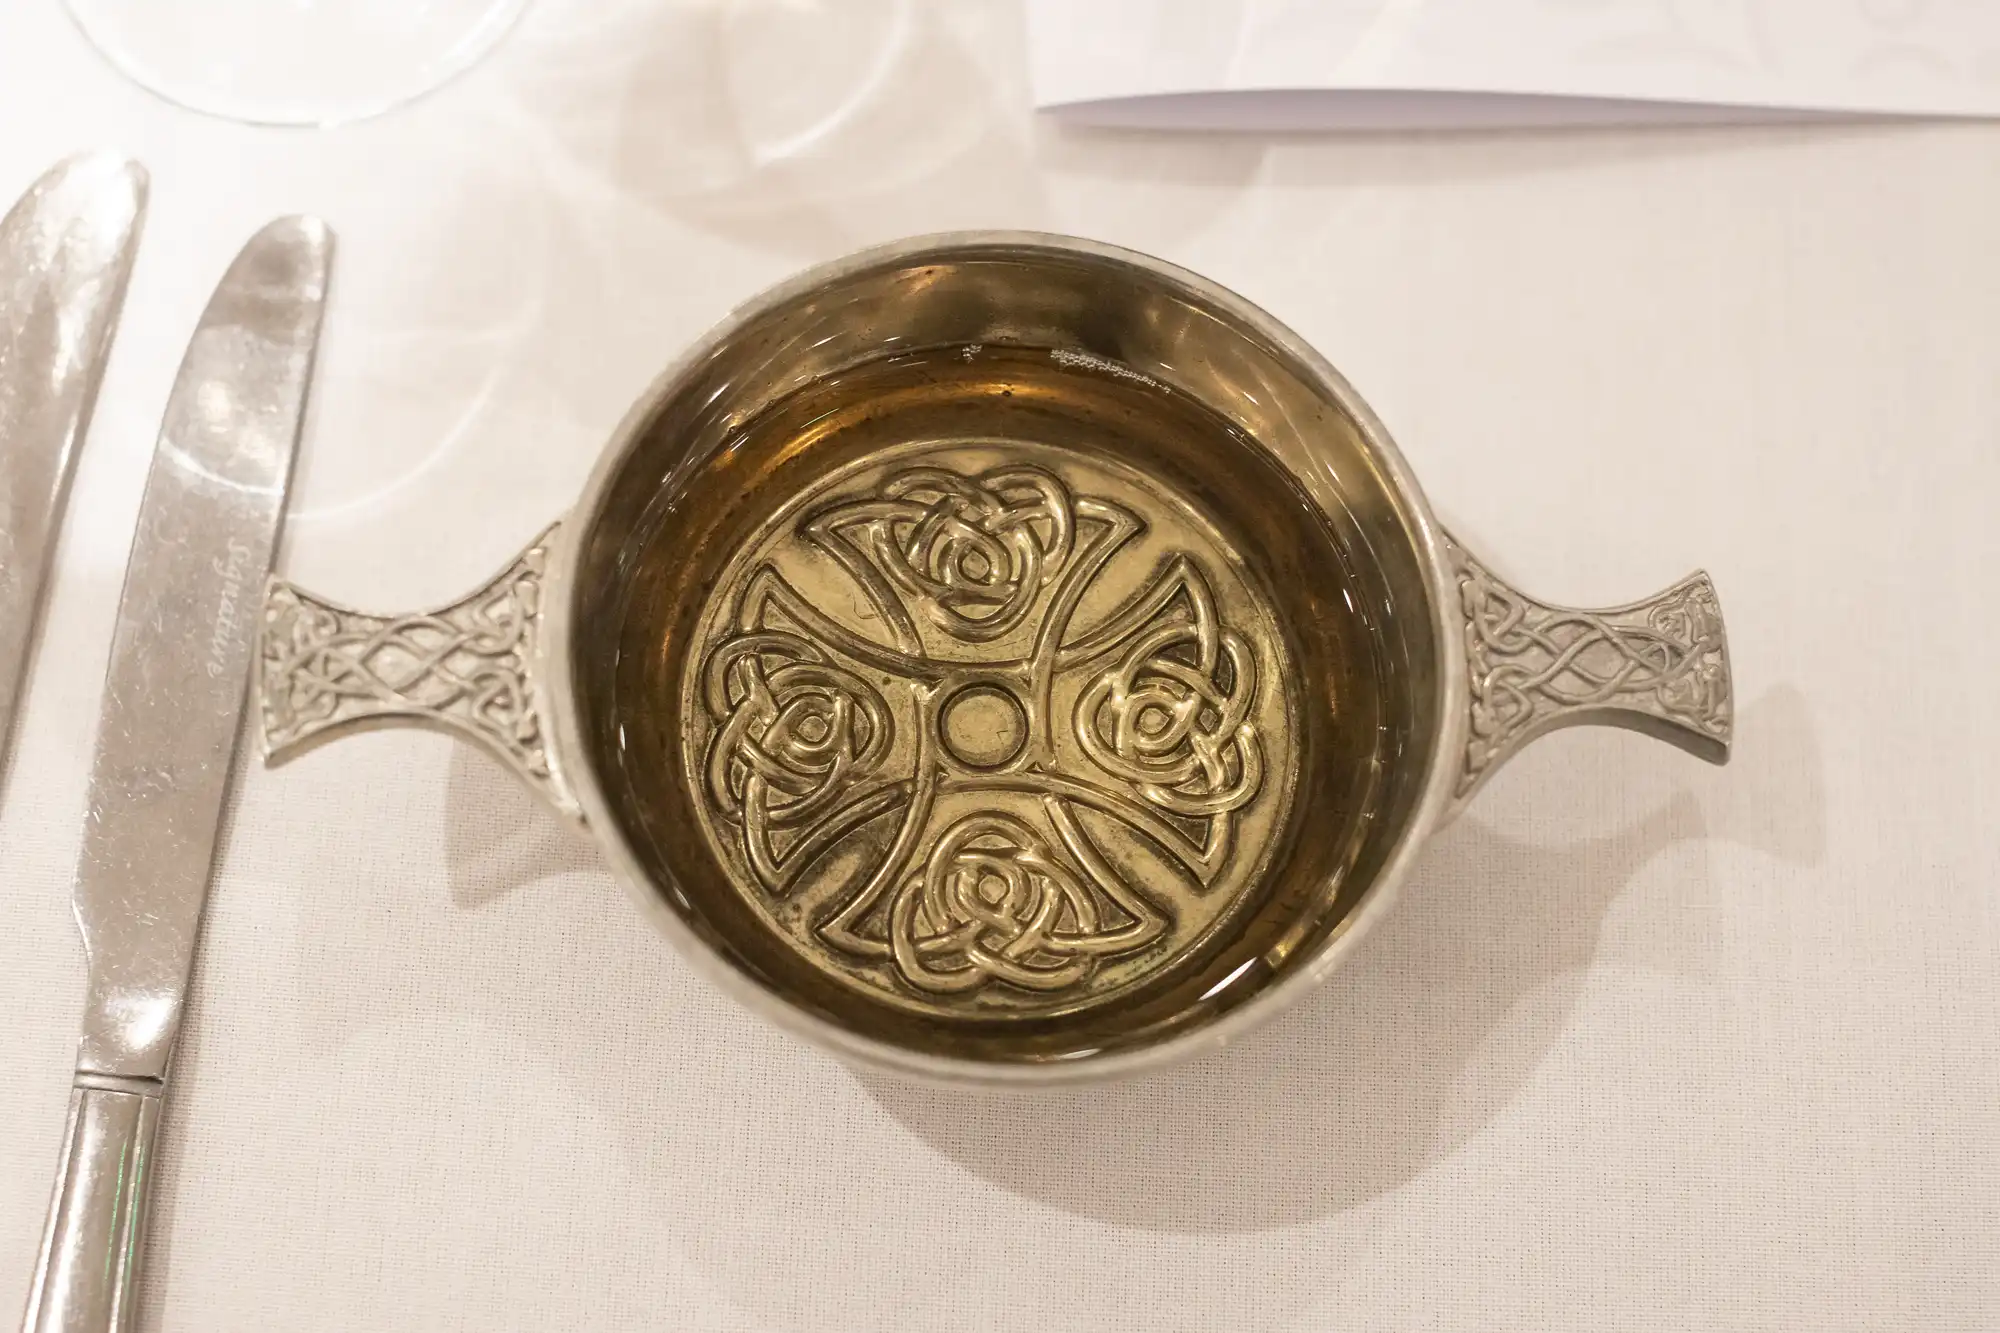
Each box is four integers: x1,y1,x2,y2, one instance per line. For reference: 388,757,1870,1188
21,216,333,1333
0,153,146,777
71,215,333,1081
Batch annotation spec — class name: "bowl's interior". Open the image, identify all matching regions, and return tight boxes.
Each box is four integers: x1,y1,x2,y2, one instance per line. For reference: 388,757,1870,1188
567,239,1443,1070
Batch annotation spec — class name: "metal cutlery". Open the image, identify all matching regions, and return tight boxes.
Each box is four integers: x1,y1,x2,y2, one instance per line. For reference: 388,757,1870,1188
21,216,333,1333
0,153,146,780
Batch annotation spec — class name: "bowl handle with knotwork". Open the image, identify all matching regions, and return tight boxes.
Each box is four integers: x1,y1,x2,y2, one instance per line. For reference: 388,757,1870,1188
1442,530,1732,820
256,519,1732,829
257,523,584,825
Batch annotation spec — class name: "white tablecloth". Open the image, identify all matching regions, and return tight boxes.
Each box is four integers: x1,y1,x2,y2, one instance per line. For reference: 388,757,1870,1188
3,3,1996,1329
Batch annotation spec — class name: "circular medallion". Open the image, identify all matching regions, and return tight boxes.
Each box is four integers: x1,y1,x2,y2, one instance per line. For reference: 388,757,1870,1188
681,439,1298,1019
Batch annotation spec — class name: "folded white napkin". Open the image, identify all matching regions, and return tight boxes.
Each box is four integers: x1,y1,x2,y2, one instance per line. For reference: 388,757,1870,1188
1030,0,2000,130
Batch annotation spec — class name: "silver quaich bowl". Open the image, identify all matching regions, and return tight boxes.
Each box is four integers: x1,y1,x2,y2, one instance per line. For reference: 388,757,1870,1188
260,233,1732,1086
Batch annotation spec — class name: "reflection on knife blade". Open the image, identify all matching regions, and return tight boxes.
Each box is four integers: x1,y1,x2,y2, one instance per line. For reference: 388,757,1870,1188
0,153,146,783
21,215,334,1333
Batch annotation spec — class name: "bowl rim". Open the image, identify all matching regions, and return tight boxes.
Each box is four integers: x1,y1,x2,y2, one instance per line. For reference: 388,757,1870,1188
540,230,1467,1087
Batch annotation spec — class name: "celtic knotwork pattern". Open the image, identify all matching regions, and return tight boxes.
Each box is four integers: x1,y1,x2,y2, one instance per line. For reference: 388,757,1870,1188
262,534,558,800
691,451,1286,1009
889,813,1162,994
704,632,891,825
806,466,1073,645
1074,604,1261,820
1456,548,1731,798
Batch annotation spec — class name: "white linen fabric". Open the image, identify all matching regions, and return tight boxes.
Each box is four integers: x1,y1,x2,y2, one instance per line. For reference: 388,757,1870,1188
0,2,1994,1329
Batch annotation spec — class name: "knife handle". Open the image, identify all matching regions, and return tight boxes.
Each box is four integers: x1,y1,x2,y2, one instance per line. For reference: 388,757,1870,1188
20,1081,161,1333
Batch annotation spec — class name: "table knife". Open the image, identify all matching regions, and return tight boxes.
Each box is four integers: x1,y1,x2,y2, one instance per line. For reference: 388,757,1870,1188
20,216,333,1333
0,153,146,779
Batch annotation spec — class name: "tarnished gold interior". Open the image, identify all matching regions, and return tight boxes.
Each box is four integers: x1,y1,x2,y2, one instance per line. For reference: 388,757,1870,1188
679,405,1301,1021
568,242,1443,1065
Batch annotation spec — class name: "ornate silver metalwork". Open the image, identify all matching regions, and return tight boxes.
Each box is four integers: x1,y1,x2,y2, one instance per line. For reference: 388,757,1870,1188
261,525,576,819
1447,534,1732,811
684,446,1292,1015
253,232,1737,1087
